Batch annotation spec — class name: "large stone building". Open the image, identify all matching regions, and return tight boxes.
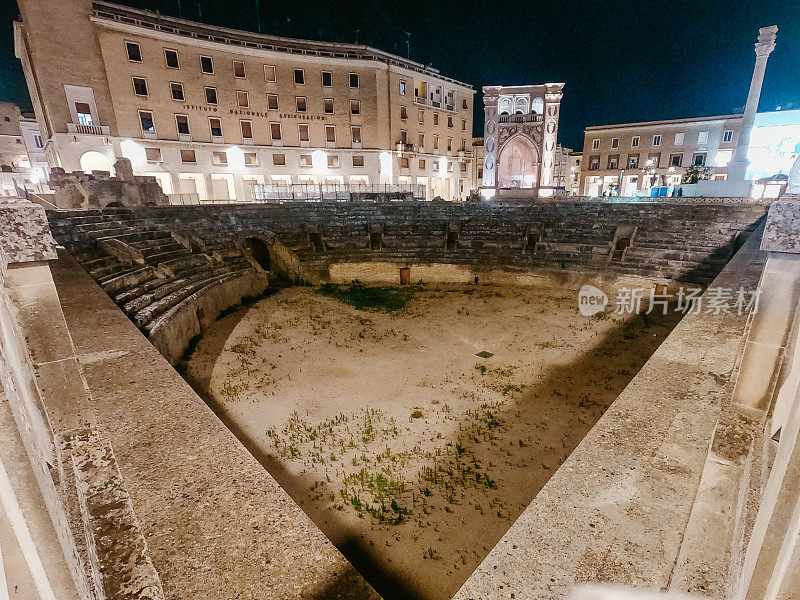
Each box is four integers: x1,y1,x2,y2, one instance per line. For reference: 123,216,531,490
580,114,744,196
14,0,475,201
480,83,565,198
0,101,49,196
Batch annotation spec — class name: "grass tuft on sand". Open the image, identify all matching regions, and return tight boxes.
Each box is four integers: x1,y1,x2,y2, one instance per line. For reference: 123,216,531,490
317,281,418,312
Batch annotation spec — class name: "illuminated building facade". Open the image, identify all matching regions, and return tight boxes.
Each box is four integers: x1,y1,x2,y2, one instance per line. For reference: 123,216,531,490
580,114,744,196
14,0,475,201
481,83,565,198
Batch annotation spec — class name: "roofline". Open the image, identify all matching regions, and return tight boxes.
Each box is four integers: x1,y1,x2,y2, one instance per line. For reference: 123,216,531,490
483,83,566,90
585,114,744,132
92,1,474,90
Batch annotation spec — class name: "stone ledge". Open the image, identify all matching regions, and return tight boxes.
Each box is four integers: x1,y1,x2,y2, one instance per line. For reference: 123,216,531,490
0,201,57,264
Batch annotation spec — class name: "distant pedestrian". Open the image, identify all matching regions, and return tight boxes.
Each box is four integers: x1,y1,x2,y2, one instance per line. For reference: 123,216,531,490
676,187,683,197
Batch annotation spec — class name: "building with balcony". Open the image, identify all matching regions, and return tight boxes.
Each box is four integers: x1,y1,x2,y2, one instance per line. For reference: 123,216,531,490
480,83,565,199
14,0,475,201
0,101,49,196
579,114,744,196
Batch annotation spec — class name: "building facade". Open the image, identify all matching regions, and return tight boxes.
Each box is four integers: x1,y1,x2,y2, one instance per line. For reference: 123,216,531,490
14,0,475,201
481,83,565,198
580,114,744,196
0,101,49,196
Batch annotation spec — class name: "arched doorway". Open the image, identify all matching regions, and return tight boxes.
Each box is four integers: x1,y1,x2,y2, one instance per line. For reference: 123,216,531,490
244,238,271,271
79,151,114,175
497,136,539,189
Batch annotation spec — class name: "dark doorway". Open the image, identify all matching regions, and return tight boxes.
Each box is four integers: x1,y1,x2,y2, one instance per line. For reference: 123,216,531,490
370,232,382,250
309,232,324,253
526,233,540,254
446,231,458,250
611,237,631,262
244,238,271,271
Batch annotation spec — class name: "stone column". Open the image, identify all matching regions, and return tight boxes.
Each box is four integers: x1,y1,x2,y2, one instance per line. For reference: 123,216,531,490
727,25,778,183
539,84,564,197
481,87,500,198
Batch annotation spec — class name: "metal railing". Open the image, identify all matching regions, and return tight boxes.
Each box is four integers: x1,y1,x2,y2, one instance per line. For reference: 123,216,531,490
66,123,111,135
499,114,543,124
250,182,425,202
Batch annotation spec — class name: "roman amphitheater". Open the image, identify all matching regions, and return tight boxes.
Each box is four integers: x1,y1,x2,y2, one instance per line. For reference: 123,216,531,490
2,189,800,600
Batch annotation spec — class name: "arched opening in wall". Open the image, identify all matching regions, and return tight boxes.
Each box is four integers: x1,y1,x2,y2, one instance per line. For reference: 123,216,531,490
309,231,324,253
531,97,544,115
446,230,459,250
525,233,541,254
79,151,114,175
244,238,271,271
497,135,539,189
611,237,631,262
370,232,382,250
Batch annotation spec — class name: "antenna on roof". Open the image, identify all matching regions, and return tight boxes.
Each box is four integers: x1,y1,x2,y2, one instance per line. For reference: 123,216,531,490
354,29,360,44
176,0,183,18
255,0,261,32
402,30,411,58
196,0,202,21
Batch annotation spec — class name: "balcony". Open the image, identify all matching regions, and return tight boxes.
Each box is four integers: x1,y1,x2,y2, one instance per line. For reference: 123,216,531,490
498,114,543,124
396,142,414,154
413,95,430,107
67,123,110,135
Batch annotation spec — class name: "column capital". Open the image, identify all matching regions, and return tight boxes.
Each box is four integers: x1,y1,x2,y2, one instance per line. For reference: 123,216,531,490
755,25,778,57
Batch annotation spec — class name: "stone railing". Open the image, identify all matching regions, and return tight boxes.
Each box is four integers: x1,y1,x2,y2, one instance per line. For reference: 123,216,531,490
499,113,543,124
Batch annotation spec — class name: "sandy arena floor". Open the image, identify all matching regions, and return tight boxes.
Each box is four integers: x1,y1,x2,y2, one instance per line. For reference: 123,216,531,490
183,282,682,600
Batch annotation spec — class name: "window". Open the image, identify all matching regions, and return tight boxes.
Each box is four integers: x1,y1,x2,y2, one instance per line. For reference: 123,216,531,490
267,93,279,110
326,125,336,143
447,116,453,128
244,152,257,166
433,135,439,150
75,102,93,126
669,153,682,167
322,71,332,87
589,156,600,170
264,65,276,82
237,90,249,108
138,110,155,132
462,119,466,131
205,87,218,104
433,113,439,126
240,120,253,140
323,98,334,114
272,153,285,166
296,96,307,112
675,132,685,146
300,154,312,167
400,80,406,96
270,122,282,141
132,77,148,97
419,159,426,169
418,108,425,124
180,149,196,163
213,151,227,165
418,133,424,148
462,98,468,110
400,129,407,144
175,114,190,135
460,139,466,151
607,155,619,169
145,147,162,163
164,49,179,69
447,137,452,151
200,55,214,74
693,152,707,166
170,82,184,101
298,123,309,142
400,157,409,168
209,117,222,137
233,61,246,78
652,135,661,146
432,161,438,172
400,106,407,120
353,155,364,167
327,155,339,168
591,138,600,150
715,148,733,167
351,125,362,144
33,134,42,148
349,73,359,88
628,154,639,168
723,129,734,143
294,69,304,84
631,136,640,148
648,154,660,167
350,100,360,115
125,42,142,62
698,131,709,144
610,137,619,149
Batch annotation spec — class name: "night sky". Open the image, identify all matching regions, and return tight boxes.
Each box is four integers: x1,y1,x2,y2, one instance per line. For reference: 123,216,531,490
1,0,798,150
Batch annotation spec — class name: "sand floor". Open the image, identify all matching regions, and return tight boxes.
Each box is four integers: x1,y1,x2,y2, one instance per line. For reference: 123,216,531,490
183,283,682,600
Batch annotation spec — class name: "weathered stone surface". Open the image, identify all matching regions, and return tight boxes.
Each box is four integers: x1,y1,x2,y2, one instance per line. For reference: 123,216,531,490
761,198,800,253
0,201,57,263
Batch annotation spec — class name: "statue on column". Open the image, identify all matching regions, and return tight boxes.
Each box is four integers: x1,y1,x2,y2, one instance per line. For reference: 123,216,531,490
788,142,800,195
